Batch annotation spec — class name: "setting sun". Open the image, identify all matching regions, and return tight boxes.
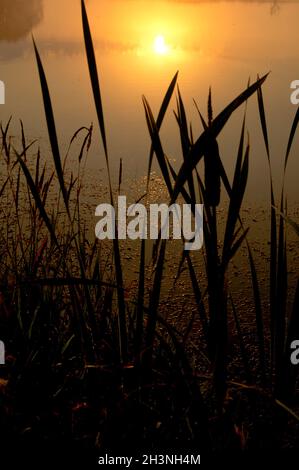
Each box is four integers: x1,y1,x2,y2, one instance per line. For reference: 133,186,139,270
153,35,169,55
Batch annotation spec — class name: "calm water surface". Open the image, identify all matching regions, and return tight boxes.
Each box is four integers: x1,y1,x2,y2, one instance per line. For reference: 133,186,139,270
0,0,299,202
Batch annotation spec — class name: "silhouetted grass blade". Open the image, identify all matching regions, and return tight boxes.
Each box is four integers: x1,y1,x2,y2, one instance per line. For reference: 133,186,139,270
256,78,277,373
176,87,196,203
147,71,178,188
257,76,270,161
15,148,58,246
171,74,268,203
32,37,68,211
230,295,252,381
204,138,221,207
135,238,145,361
285,105,299,172
143,96,173,195
81,0,108,163
247,242,266,382
144,239,167,367
81,0,127,363
276,211,299,237
204,89,221,206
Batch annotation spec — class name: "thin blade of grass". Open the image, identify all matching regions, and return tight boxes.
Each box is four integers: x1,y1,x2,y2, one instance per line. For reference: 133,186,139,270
275,210,299,237
144,239,167,368
275,399,299,422
222,139,249,268
284,105,299,172
143,96,173,195
177,87,196,202
135,238,145,361
171,74,268,203
81,0,127,363
256,80,278,375
81,0,108,162
274,193,287,394
147,71,178,189
257,76,270,161
185,251,208,341
246,241,266,382
32,37,68,211
230,295,252,382
15,147,58,246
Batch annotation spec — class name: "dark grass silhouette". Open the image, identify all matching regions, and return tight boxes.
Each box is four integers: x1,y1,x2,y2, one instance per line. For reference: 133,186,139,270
0,0,298,456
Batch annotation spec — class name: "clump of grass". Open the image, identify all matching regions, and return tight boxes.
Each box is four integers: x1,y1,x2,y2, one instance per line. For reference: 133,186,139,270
254,82,299,402
143,73,267,406
144,65,299,430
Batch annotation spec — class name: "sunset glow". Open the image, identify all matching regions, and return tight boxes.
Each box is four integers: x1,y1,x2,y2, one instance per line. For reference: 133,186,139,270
153,35,170,55
1,0,299,457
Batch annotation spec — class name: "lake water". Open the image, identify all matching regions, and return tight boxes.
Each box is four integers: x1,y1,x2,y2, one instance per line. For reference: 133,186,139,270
0,0,299,203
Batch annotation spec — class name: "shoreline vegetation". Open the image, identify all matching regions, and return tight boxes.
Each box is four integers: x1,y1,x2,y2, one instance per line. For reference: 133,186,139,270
0,0,298,456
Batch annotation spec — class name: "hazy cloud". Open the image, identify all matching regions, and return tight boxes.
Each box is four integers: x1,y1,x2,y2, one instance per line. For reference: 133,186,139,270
0,0,43,42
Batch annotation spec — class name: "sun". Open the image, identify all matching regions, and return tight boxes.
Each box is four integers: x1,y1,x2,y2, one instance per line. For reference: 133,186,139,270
153,35,170,55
